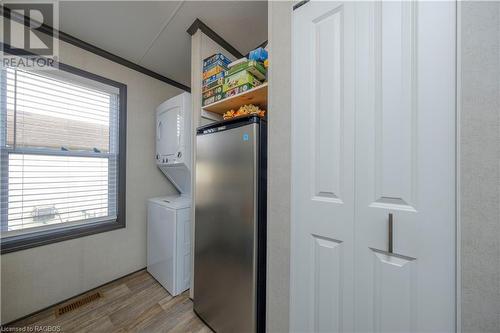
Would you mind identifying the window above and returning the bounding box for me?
[0,63,126,253]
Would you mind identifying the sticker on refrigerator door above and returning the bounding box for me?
[242,133,249,141]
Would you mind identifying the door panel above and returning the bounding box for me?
[372,1,418,212]
[371,249,417,333]
[312,5,343,202]
[291,2,355,332]
[292,1,455,332]
[312,236,343,333]
[355,2,455,331]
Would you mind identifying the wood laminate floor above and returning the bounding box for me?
[7,270,211,333]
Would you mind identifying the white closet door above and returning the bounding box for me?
[291,1,456,332]
[354,2,455,332]
[291,2,356,332]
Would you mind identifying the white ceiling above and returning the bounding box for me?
[59,1,268,88]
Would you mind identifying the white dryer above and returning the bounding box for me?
[155,92,191,195]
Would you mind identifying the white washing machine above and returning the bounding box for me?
[147,195,191,296]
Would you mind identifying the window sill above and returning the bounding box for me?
[0,218,125,254]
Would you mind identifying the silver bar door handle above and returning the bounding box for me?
[388,213,393,253]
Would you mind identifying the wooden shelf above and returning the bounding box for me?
[202,83,267,115]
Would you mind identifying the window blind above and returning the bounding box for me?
[1,68,120,235]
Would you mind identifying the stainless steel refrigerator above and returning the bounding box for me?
[194,115,266,333]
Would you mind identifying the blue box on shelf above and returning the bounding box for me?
[202,71,225,87]
[248,47,268,63]
[203,53,231,70]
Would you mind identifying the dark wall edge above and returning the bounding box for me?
[256,40,268,49]
[245,40,268,58]
[293,0,310,11]
[187,18,244,59]
[0,5,190,92]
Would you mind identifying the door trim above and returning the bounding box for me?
[455,1,462,331]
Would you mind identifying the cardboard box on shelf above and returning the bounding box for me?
[227,60,266,81]
[203,59,229,73]
[202,72,225,86]
[202,78,224,92]
[224,83,256,98]
[203,65,226,80]
[223,71,261,93]
[202,85,224,99]
[228,57,248,69]
[203,53,231,69]
[202,93,224,106]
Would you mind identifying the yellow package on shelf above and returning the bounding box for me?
[223,104,266,120]
[202,65,226,80]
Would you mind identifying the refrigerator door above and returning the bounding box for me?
[194,122,258,333]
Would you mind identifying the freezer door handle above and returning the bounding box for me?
[388,213,393,253]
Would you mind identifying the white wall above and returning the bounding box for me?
[1,27,183,324]
[266,1,293,332]
[460,2,500,331]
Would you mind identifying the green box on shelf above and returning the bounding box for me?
[202,85,224,99]
[202,78,224,92]
[227,60,266,80]
[223,71,261,93]
[202,93,224,106]
[224,83,256,98]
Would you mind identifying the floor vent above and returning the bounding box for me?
[56,292,102,316]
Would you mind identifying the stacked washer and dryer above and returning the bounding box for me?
[147,92,192,296]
